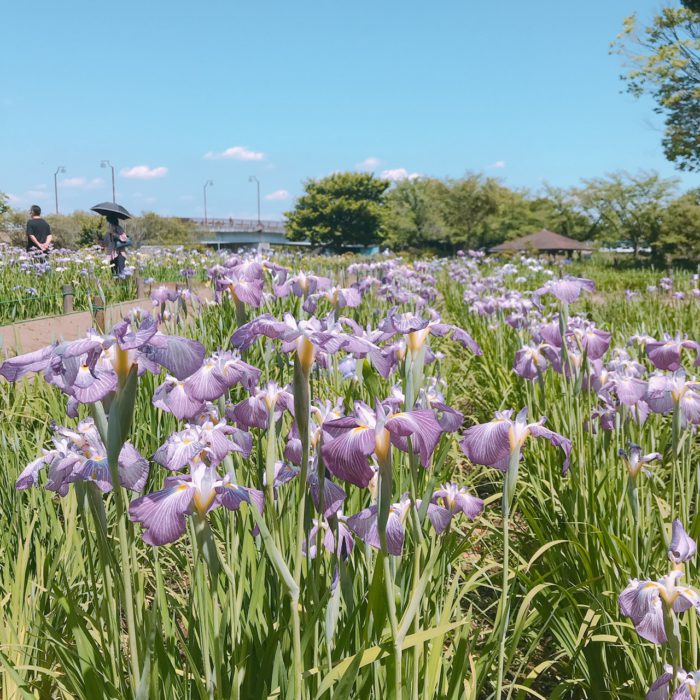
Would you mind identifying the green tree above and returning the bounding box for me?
[382,178,449,250]
[125,213,198,246]
[439,174,503,249]
[285,172,389,247]
[574,171,677,254]
[654,188,700,261]
[77,212,105,247]
[44,214,84,248]
[537,184,596,241]
[613,7,700,171]
[0,194,26,246]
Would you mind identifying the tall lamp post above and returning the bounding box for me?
[203,180,214,226]
[100,160,116,202]
[248,175,261,228]
[248,176,263,249]
[54,166,66,214]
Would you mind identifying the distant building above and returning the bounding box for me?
[491,229,593,255]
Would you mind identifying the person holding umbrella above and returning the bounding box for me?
[91,202,132,277]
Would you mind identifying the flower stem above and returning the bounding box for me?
[291,355,312,700]
[495,448,520,700]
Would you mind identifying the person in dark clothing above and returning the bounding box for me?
[26,205,52,255]
[104,214,128,276]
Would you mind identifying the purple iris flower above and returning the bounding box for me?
[646,371,700,426]
[302,286,363,314]
[153,375,206,420]
[569,323,612,360]
[112,311,205,380]
[215,270,264,308]
[0,344,56,381]
[514,343,561,380]
[184,351,261,402]
[460,407,571,474]
[284,399,343,464]
[303,516,354,560]
[346,494,412,555]
[669,519,697,565]
[618,570,700,645]
[231,312,376,374]
[306,465,347,518]
[335,317,400,377]
[154,405,252,470]
[17,418,148,495]
[261,460,300,491]
[338,355,358,380]
[646,666,700,700]
[645,334,700,371]
[2,312,206,409]
[274,271,332,299]
[377,308,481,357]
[151,285,179,305]
[321,400,447,487]
[618,443,662,479]
[535,275,595,304]
[597,368,648,407]
[430,482,484,528]
[535,320,563,348]
[415,379,464,432]
[228,381,295,429]
[129,456,263,546]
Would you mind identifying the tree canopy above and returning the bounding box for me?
[574,171,677,254]
[285,172,390,247]
[613,6,700,171]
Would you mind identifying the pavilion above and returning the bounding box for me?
[491,229,593,255]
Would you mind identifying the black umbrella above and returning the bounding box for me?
[91,201,133,220]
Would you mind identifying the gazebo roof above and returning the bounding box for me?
[491,229,593,252]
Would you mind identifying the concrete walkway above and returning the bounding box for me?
[0,283,213,356]
[0,298,155,355]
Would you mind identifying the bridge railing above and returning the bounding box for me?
[186,217,287,234]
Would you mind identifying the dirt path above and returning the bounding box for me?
[0,283,212,356]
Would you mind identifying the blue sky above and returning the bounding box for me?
[1,0,696,219]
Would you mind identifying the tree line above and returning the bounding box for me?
[284,170,700,261]
[2,166,699,262]
[0,199,199,250]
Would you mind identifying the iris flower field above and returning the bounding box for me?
[1,247,699,699]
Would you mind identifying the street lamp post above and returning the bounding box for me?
[248,175,263,249]
[100,160,116,202]
[248,175,261,227]
[203,180,214,226]
[54,166,66,214]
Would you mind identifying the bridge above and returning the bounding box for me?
[186,218,310,248]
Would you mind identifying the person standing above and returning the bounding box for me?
[26,205,52,257]
[104,214,128,276]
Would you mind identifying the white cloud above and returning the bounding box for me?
[204,146,265,161]
[121,165,168,179]
[6,193,22,204]
[490,160,506,169]
[380,168,420,182]
[357,156,381,170]
[26,189,49,200]
[265,189,291,201]
[62,176,104,189]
